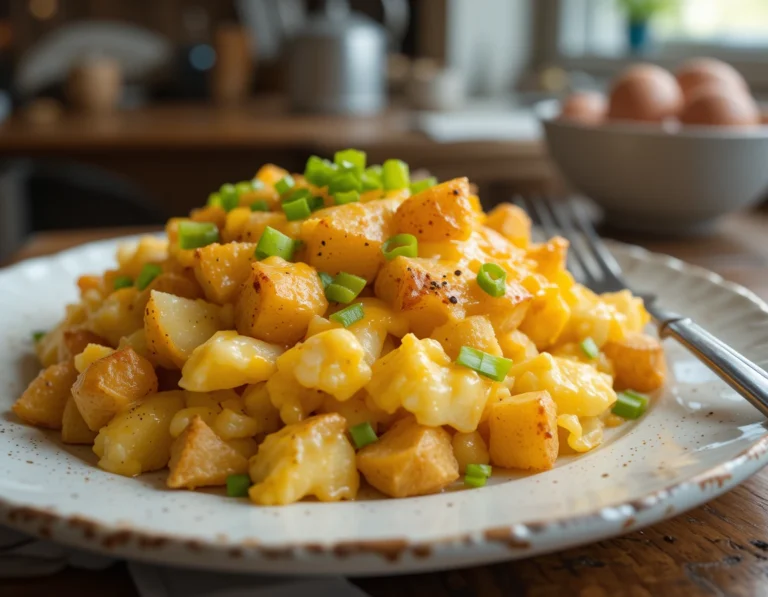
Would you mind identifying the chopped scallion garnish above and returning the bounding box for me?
[476,263,507,298]
[250,200,270,212]
[32,330,46,343]
[334,272,366,295]
[304,156,337,187]
[328,172,362,195]
[334,190,360,205]
[455,346,513,382]
[334,149,366,173]
[136,264,163,291]
[349,421,378,449]
[113,275,133,291]
[381,233,418,260]
[286,188,312,203]
[178,221,219,250]
[226,474,251,498]
[255,226,296,261]
[464,474,487,488]
[282,197,312,221]
[308,195,325,211]
[465,463,492,478]
[318,272,334,289]
[580,337,599,360]
[382,159,410,190]
[330,302,364,328]
[612,390,649,420]
[409,177,437,195]
[325,284,357,304]
[275,175,295,196]
[218,183,240,212]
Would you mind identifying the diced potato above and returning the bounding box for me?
[601,290,650,335]
[248,413,359,505]
[138,272,204,302]
[169,406,220,438]
[266,369,327,425]
[116,236,169,278]
[300,198,401,282]
[13,360,78,429]
[213,408,260,440]
[179,331,284,392]
[551,342,614,377]
[485,204,531,248]
[430,315,502,360]
[88,287,145,347]
[525,237,569,281]
[192,242,257,304]
[489,390,559,471]
[366,334,493,433]
[144,290,225,369]
[74,344,115,373]
[318,391,396,430]
[184,388,239,409]
[393,178,477,242]
[61,395,98,444]
[603,332,666,392]
[117,329,150,360]
[58,328,110,362]
[557,285,629,348]
[274,329,371,401]
[235,256,328,345]
[166,218,198,268]
[452,430,490,473]
[190,205,227,229]
[72,348,159,431]
[518,287,571,350]
[227,437,260,459]
[242,383,282,435]
[356,418,459,498]
[167,416,249,489]
[36,304,89,367]
[466,274,532,335]
[498,329,538,363]
[557,414,604,453]
[509,353,616,417]
[94,391,185,477]
[255,163,290,187]
[234,211,296,244]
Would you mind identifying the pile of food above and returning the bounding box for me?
[12,151,666,505]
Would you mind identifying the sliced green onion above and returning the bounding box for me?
[476,263,507,298]
[334,190,360,205]
[308,195,325,211]
[113,275,133,291]
[235,181,253,196]
[275,175,295,196]
[282,197,312,221]
[382,159,410,190]
[304,156,337,187]
[207,192,222,208]
[178,221,220,250]
[32,330,46,343]
[464,474,487,488]
[465,463,492,478]
[318,272,334,289]
[361,170,383,191]
[325,283,357,304]
[580,337,599,360]
[330,302,364,328]
[226,474,251,498]
[218,183,239,212]
[349,421,378,449]
[455,346,513,382]
[612,390,650,420]
[334,149,366,173]
[250,200,269,212]
[255,226,296,261]
[136,264,163,291]
[328,172,362,195]
[250,178,266,191]
[381,233,418,260]
[286,188,312,203]
[334,272,367,295]
[409,177,437,195]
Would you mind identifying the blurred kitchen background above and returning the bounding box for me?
[1,0,767,260]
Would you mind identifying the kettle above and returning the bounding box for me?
[287,0,408,115]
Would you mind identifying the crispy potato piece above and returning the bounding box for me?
[498,329,538,363]
[452,430,490,473]
[300,198,401,282]
[356,418,459,498]
[255,163,290,187]
[61,396,98,444]
[167,416,249,489]
[190,205,227,229]
[58,328,110,362]
[94,391,185,477]
[484,204,531,248]
[518,287,571,350]
[115,236,169,279]
[235,256,328,345]
[169,406,220,438]
[248,413,359,505]
[489,390,559,471]
[144,290,225,369]
[603,332,666,392]
[13,360,78,429]
[72,347,158,431]
[36,304,89,367]
[88,287,145,347]
[430,315,502,360]
[393,178,477,242]
[74,344,115,373]
[525,237,569,281]
[192,242,257,304]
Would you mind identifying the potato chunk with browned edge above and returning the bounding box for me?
[485,203,531,248]
[94,390,184,477]
[430,315,502,360]
[393,178,476,242]
[192,242,257,304]
[356,418,459,498]
[248,413,359,505]
[235,256,328,345]
[72,347,158,431]
[604,332,666,392]
[489,391,559,471]
[167,416,249,489]
[13,360,78,429]
[61,396,98,444]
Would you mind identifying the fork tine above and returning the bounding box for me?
[540,197,596,284]
[521,196,559,241]
[569,202,626,284]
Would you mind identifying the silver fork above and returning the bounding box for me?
[518,196,768,418]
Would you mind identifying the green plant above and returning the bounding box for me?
[616,0,674,23]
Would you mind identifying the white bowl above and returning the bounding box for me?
[538,100,768,234]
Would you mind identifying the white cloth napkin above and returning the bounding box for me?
[0,526,370,597]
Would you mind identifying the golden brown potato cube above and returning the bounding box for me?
[300,198,401,282]
[72,347,158,431]
[603,332,666,392]
[13,360,78,429]
[451,430,490,473]
[374,257,468,337]
[61,396,97,444]
[485,204,532,248]
[518,287,571,350]
[139,272,204,302]
[465,275,533,335]
[430,315,502,360]
[88,287,145,347]
[525,237,569,281]
[489,390,559,471]
[498,329,538,363]
[235,256,328,345]
[192,242,257,304]
[36,304,89,366]
[190,205,227,229]
[58,328,110,362]
[356,418,459,498]
[393,177,477,242]
[255,163,290,187]
[239,211,290,243]
[166,218,197,268]
[167,416,249,489]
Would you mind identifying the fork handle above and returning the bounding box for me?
[660,317,768,418]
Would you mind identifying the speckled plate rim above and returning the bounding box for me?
[1,236,767,576]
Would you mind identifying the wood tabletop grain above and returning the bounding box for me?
[3,211,768,597]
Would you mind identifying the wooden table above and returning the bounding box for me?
[4,211,768,597]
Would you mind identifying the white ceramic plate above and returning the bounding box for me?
[1,236,768,576]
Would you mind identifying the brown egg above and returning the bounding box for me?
[607,64,683,123]
[679,84,760,127]
[559,91,607,125]
[675,58,748,102]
